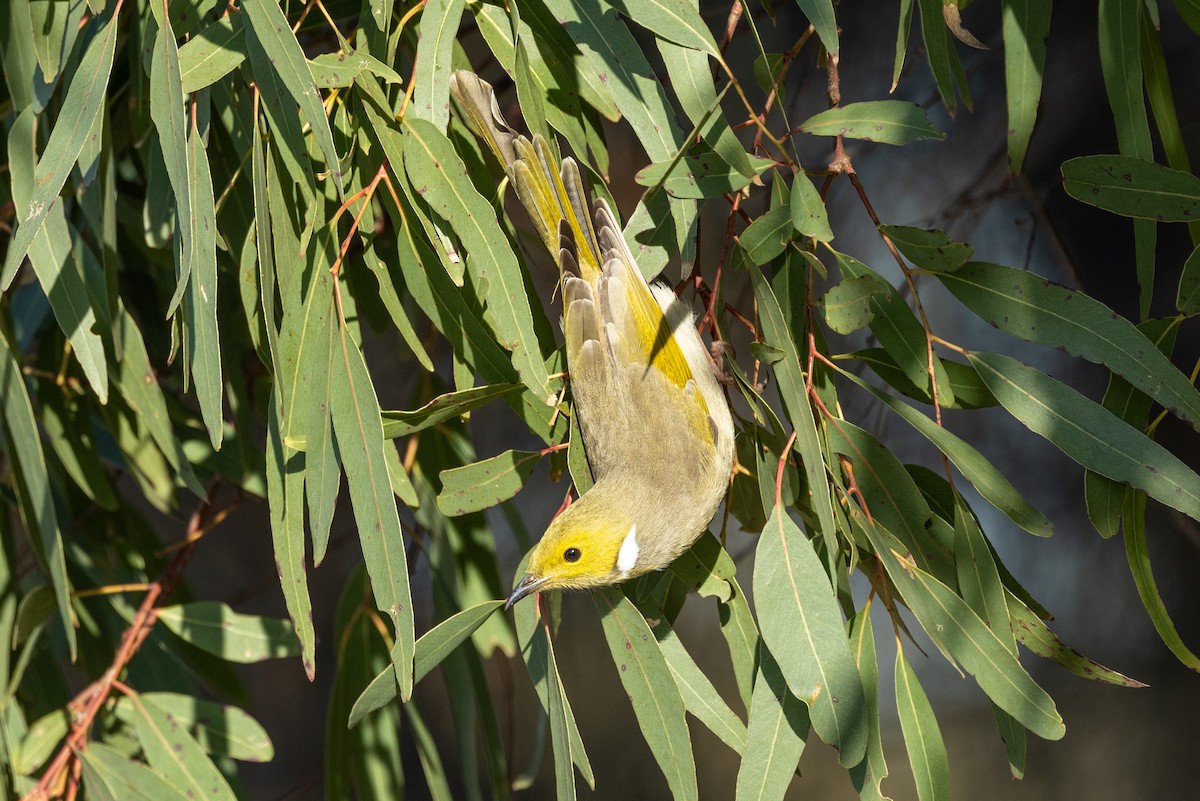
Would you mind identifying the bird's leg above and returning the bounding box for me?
[707,340,736,386]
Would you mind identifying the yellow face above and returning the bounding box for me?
[506,498,634,607]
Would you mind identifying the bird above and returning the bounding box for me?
[448,72,735,608]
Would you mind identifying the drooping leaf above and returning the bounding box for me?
[1001,0,1052,173]
[968,350,1200,522]
[595,588,697,801]
[1006,591,1149,686]
[1123,491,1200,669]
[836,368,1053,537]
[79,743,190,801]
[156,602,301,663]
[2,9,118,288]
[636,148,774,199]
[822,274,893,334]
[402,117,552,403]
[349,600,506,726]
[137,693,273,762]
[436,449,543,516]
[847,607,889,801]
[734,649,810,801]
[755,506,868,767]
[412,0,466,131]
[121,694,237,801]
[848,512,1065,740]
[1061,154,1200,222]
[607,0,721,56]
[940,261,1200,432]
[791,172,834,242]
[178,13,245,93]
[0,332,74,657]
[329,315,416,700]
[895,649,950,801]
[879,224,973,272]
[797,101,945,145]
[241,0,342,195]
[794,0,839,55]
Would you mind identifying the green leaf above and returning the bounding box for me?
[739,206,793,266]
[542,0,686,164]
[1001,0,1051,173]
[836,368,1053,537]
[1099,0,1152,159]
[895,649,950,801]
[515,567,594,794]
[643,599,747,755]
[968,350,1200,522]
[178,13,245,93]
[186,103,223,449]
[265,391,316,679]
[659,38,757,179]
[1179,242,1200,315]
[156,602,301,663]
[13,709,69,776]
[791,172,834,242]
[2,10,118,288]
[242,0,342,195]
[402,117,552,403]
[40,384,118,510]
[1123,491,1200,669]
[635,148,774,199]
[795,0,839,54]
[7,108,108,401]
[1084,317,1179,538]
[149,8,193,319]
[754,505,868,767]
[847,607,889,801]
[1061,154,1200,221]
[940,261,1200,432]
[0,333,74,658]
[412,0,466,131]
[892,0,914,92]
[734,649,810,801]
[122,694,237,801]
[348,600,506,727]
[79,743,190,801]
[822,274,893,334]
[848,348,997,410]
[915,0,958,114]
[308,50,404,88]
[1006,591,1148,686]
[798,101,945,145]
[330,317,416,700]
[12,584,55,647]
[595,587,697,801]
[608,0,721,57]
[136,693,273,762]
[834,250,954,407]
[879,224,973,272]
[850,513,1065,739]
[436,449,543,516]
[748,264,840,570]
[113,307,206,497]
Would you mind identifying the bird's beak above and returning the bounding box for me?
[506,573,547,609]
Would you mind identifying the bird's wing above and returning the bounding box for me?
[450,69,715,447]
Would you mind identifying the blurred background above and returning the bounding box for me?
[164,0,1200,798]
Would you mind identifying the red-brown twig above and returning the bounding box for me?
[23,485,225,801]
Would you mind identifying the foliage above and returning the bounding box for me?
[0,0,1197,799]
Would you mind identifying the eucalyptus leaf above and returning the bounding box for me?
[798,101,945,145]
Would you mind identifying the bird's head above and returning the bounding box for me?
[506,490,641,608]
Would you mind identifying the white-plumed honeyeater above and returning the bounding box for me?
[448,72,735,607]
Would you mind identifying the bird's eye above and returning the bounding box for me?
[563,547,582,563]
